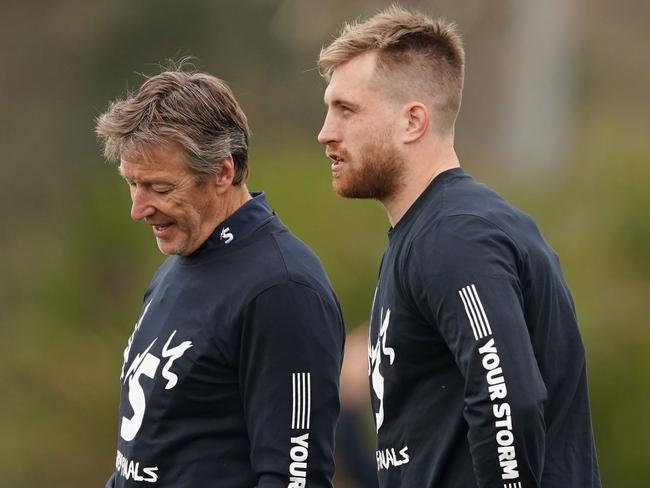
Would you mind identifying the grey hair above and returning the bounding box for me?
[96,64,250,184]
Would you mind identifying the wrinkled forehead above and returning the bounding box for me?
[121,139,185,163]
[119,141,189,173]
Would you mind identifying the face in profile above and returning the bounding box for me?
[119,144,221,256]
[318,52,405,201]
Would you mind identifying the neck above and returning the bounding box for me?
[381,144,459,227]
[210,183,252,229]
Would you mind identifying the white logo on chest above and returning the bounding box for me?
[368,306,395,432]
[119,303,194,442]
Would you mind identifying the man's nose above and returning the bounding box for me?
[318,112,339,145]
[130,187,156,221]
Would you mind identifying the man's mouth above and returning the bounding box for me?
[327,152,346,171]
[151,222,175,237]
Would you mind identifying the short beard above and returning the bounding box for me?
[333,138,404,201]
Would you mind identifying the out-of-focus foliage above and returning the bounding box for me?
[1,1,648,487]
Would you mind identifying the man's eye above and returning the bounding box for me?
[152,186,172,194]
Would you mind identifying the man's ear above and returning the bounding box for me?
[402,102,429,144]
[213,154,235,194]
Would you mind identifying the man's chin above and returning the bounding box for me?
[156,238,186,256]
[333,179,354,198]
[332,179,374,200]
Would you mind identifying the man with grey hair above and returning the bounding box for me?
[96,66,344,487]
[318,5,600,488]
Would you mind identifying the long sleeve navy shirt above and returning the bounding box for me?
[106,193,345,488]
[368,168,600,487]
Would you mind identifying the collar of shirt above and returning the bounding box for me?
[388,167,466,240]
[184,191,275,260]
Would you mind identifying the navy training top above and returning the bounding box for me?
[368,168,601,487]
[106,193,345,488]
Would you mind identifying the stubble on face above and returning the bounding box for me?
[333,132,405,201]
[120,143,223,257]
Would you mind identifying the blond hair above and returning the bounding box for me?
[96,64,250,184]
[319,5,465,131]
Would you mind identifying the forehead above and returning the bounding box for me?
[119,143,188,177]
[324,51,380,103]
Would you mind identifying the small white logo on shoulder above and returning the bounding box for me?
[220,227,234,244]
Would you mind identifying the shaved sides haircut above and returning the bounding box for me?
[319,5,465,133]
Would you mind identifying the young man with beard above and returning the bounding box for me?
[317,6,601,488]
[96,66,344,487]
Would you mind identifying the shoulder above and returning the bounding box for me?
[242,275,344,339]
[406,173,538,270]
[265,223,337,300]
[410,214,519,268]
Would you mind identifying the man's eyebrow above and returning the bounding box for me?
[117,166,135,182]
[326,98,358,110]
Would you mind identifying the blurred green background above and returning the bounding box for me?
[1,0,648,486]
